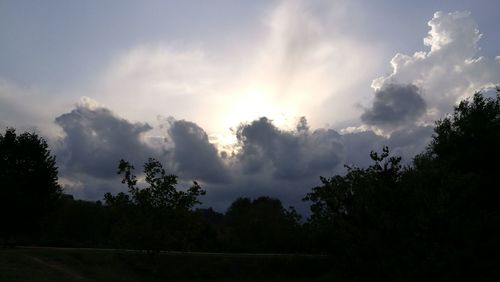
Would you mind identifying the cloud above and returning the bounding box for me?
[234,117,343,179]
[371,11,500,123]
[81,0,380,136]
[232,0,380,129]
[93,44,231,134]
[199,116,346,213]
[18,8,499,214]
[55,98,156,179]
[53,102,230,196]
[167,118,229,183]
[361,83,426,128]
[52,108,349,212]
[51,101,434,214]
[204,117,432,213]
[357,10,499,153]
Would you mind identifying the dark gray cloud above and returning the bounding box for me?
[53,105,433,214]
[168,119,229,183]
[235,117,343,180]
[361,84,427,127]
[55,104,156,179]
[54,107,230,199]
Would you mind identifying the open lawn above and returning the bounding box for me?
[0,247,332,281]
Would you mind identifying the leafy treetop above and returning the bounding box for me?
[105,158,205,211]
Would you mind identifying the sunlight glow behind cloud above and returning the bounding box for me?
[85,0,379,139]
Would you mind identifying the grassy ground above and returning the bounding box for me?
[0,248,333,281]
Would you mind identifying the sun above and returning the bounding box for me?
[207,83,304,152]
[222,85,297,130]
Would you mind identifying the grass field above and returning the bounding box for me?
[0,247,333,281]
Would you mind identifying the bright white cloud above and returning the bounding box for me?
[371,11,500,125]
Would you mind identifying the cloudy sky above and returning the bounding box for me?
[1,0,499,212]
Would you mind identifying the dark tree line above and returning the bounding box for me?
[304,92,500,280]
[1,91,499,280]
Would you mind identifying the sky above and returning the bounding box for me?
[1,0,499,213]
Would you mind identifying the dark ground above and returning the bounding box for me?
[0,247,333,281]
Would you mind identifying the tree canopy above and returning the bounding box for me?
[304,91,500,280]
[105,158,205,210]
[222,196,301,252]
[103,158,206,251]
[0,128,61,245]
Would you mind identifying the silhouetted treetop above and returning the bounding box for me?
[223,196,302,252]
[303,90,500,280]
[429,91,500,174]
[105,158,205,211]
[0,128,61,245]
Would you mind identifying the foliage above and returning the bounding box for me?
[109,158,205,210]
[431,92,500,173]
[0,128,61,245]
[305,147,402,222]
[103,158,205,251]
[304,91,500,280]
[40,196,110,247]
[222,196,302,252]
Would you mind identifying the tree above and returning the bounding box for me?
[430,92,500,176]
[413,91,500,280]
[105,158,205,210]
[222,196,302,252]
[303,91,500,280]
[0,128,61,246]
[104,158,206,250]
[303,147,411,270]
[40,196,111,248]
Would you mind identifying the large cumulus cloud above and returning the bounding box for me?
[54,102,231,197]
[55,98,156,179]
[167,118,229,183]
[358,10,499,156]
[234,117,343,179]
[371,11,500,124]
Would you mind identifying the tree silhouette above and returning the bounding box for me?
[223,196,302,252]
[411,91,500,280]
[304,146,411,276]
[431,92,500,175]
[303,90,500,280]
[0,128,61,246]
[40,196,110,247]
[104,158,205,251]
[105,158,205,210]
